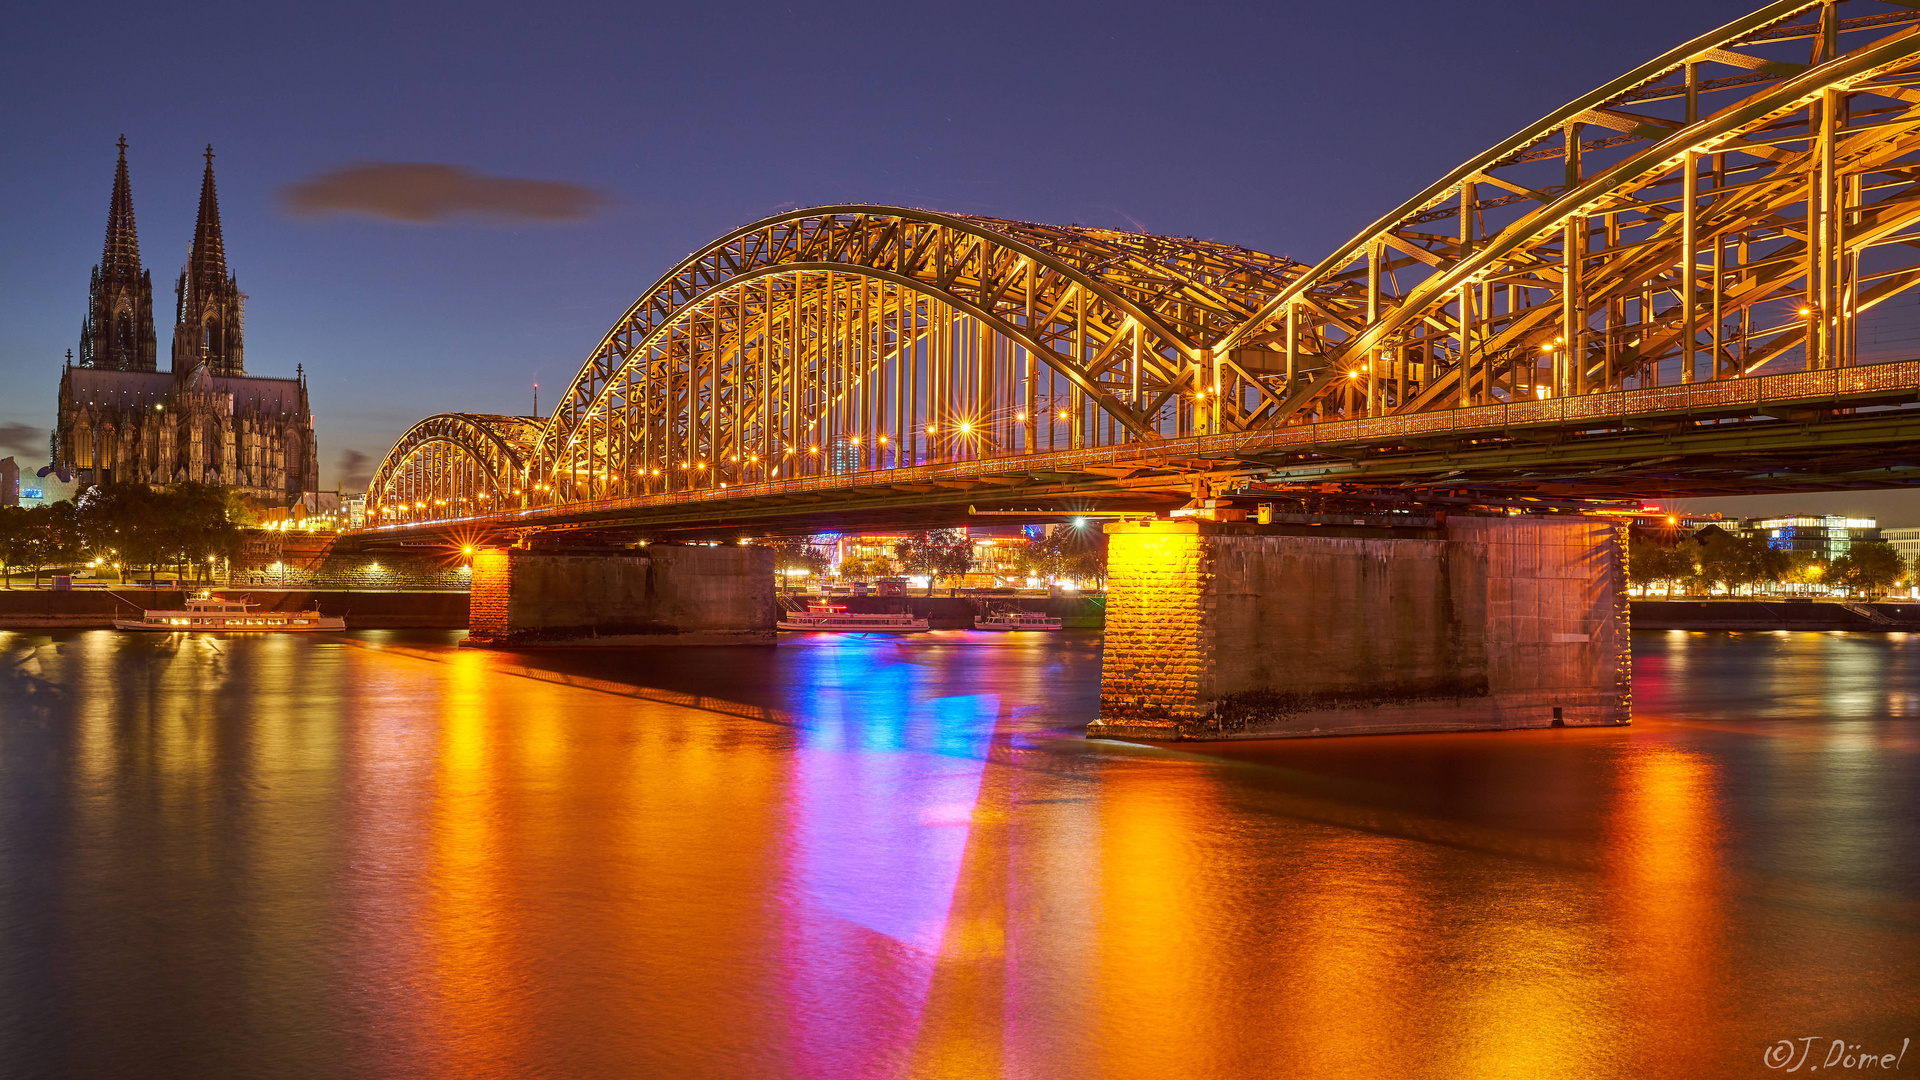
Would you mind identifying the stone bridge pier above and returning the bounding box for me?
[1090,515,1631,741]
[466,544,776,647]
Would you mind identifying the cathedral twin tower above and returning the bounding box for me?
[58,138,318,501]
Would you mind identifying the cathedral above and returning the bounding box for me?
[56,139,318,502]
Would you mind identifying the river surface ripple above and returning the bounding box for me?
[0,628,1916,1079]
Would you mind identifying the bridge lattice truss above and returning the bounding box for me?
[371,0,1920,527]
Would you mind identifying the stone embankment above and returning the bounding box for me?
[779,595,1107,629]
[1631,599,1920,631]
[0,589,469,629]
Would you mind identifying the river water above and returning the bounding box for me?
[0,628,1915,1079]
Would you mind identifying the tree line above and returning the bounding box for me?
[0,483,249,587]
[1630,528,1907,599]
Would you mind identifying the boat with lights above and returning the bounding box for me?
[777,601,929,633]
[974,608,1063,632]
[114,595,345,632]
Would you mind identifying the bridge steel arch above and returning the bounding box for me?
[1225,0,1920,426]
[363,0,1920,533]
[532,208,1305,504]
[368,413,542,526]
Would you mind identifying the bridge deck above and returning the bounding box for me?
[352,359,1920,543]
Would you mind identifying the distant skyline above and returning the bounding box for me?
[5,0,1918,523]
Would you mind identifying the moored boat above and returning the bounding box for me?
[974,608,1063,631]
[777,601,929,633]
[114,595,345,632]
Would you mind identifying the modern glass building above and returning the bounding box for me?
[1740,516,1880,560]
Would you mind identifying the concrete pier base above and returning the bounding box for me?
[1089,515,1630,741]
[466,545,776,647]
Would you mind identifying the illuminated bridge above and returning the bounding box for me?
[365,0,1920,544]
[352,0,1920,738]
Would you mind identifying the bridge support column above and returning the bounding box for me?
[1090,515,1630,741]
[466,545,776,647]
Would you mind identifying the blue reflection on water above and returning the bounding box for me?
[786,637,1001,953]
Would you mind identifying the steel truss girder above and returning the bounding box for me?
[1225,0,1920,428]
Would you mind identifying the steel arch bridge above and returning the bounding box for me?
[368,0,1920,537]
[369,414,542,523]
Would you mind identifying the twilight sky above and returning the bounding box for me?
[3,0,1913,523]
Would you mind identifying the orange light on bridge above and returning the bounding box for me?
[957,421,972,434]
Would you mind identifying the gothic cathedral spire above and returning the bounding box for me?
[173,144,245,378]
[79,136,158,372]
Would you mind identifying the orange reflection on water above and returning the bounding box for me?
[423,650,523,1076]
[1089,759,1229,1080]
[1606,741,1726,1065]
[24,626,1920,1080]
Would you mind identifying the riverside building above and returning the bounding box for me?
[1738,515,1880,559]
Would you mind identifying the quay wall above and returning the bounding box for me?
[780,595,1107,629]
[0,589,468,629]
[231,531,470,590]
[1632,599,1920,631]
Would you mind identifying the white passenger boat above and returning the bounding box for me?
[974,608,1063,631]
[777,601,929,633]
[114,595,345,632]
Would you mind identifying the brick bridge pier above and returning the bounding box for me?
[1089,515,1631,741]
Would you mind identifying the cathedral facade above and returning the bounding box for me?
[56,140,319,503]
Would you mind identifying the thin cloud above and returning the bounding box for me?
[0,423,45,461]
[336,449,373,491]
[284,163,606,223]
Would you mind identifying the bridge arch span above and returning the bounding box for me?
[367,413,542,526]
[534,207,1306,502]
[1227,0,1920,425]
